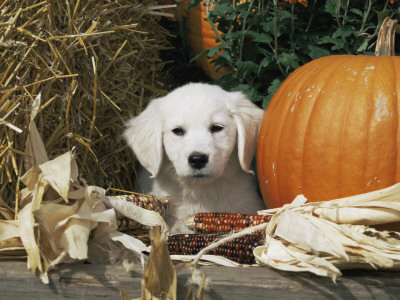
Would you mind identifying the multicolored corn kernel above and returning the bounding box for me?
[186,212,272,234]
[167,233,264,264]
[111,194,169,231]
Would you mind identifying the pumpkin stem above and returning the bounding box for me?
[375,17,399,56]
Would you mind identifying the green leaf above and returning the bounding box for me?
[259,55,274,69]
[317,36,334,44]
[317,36,345,51]
[207,46,221,58]
[246,31,273,44]
[213,73,240,91]
[224,31,242,41]
[332,25,355,39]
[214,3,235,17]
[280,52,300,71]
[190,49,209,63]
[261,21,274,34]
[356,38,369,53]
[331,39,345,51]
[324,0,340,18]
[228,13,237,21]
[237,60,258,78]
[276,9,293,21]
[307,45,330,60]
[264,78,283,109]
[218,50,231,60]
[349,8,363,17]
[239,10,250,19]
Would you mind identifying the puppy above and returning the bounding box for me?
[124,83,266,233]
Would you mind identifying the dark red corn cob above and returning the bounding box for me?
[186,212,272,233]
[167,233,264,264]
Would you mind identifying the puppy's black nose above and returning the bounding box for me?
[188,153,208,169]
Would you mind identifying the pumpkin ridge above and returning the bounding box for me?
[363,57,382,194]
[379,57,399,187]
[367,57,398,191]
[257,73,295,206]
[337,56,358,198]
[291,56,347,205]
[301,56,354,202]
[359,56,378,195]
[257,59,315,207]
[269,55,344,206]
[393,56,400,183]
[277,57,339,205]
[338,56,376,198]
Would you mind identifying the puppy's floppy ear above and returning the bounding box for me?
[123,99,163,177]
[228,91,264,174]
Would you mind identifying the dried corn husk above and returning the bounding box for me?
[0,220,25,259]
[0,147,170,283]
[176,187,400,281]
[142,227,177,300]
[0,112,173,284]
[251,189,400,281]
[263,184,400,226]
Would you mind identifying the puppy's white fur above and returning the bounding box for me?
[124,83,265,233]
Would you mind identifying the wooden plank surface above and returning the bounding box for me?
[1,260,400,299]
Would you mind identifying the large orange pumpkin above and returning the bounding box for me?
[257,18,400,208]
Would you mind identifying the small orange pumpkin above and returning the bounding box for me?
[185,1,231,79]
[162,0,232,79]
[257,18,400,208]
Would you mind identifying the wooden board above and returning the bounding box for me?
[1,260,400,299]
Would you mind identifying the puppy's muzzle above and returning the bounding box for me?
[188,152,208,169]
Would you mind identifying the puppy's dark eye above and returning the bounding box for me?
[172,127,185,136]
[210,124,224,133]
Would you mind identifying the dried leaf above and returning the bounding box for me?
[25,121,49,170]
[18,202,43,277]
[254,239,342,280]
[39,151,76,202]
[59,217,91,260]
[273,210,348,260]
[0,220,20,241]
[20,165,40,191]
[142,227,176,300]
[252,188,400,280]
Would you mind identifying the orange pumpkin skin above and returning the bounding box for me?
[185,2,231,79]
[257,55,400,208]
[162,1,238,78]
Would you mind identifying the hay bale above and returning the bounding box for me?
[0,0,173,210]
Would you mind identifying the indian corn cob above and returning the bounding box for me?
[185,212,272,233]
[110,194,169,231]
[167,233,263,264]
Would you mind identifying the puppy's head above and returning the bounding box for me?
[123,83,264,183]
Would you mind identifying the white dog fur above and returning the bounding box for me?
[124,83,266,233]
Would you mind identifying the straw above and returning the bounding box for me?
[0,0,174,208]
